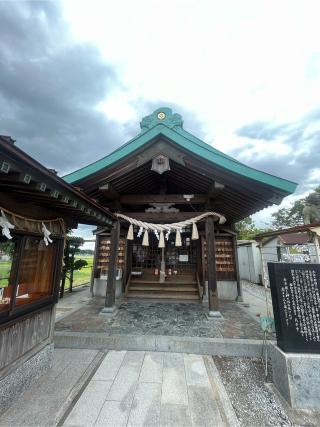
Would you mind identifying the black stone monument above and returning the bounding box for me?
[268,262,320,353]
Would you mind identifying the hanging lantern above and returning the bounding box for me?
[158,231,165,248]
[142,230,149,246]
[175,229,182,247]
[127,224,134,240]
[191,222,199,240]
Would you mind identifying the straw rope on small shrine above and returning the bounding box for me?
[115,211,226,248]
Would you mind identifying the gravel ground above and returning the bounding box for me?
[213,356,320,427]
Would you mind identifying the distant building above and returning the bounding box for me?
[256,224,320,286]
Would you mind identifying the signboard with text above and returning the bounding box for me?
[268,262,320,353]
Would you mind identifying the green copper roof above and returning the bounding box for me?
[63,107,297,194]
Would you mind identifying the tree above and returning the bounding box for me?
[59,236,87,298]
[271,199,305,229]
[235,217,267,240]
[270,186,320,229]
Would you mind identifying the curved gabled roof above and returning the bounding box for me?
[63,107,297,195]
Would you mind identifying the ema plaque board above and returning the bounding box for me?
[268,263,320,353]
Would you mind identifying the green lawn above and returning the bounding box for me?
[0,261,11,287]
[64,255,94,289]
[0,255,95,290]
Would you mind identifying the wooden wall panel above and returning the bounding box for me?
[0,308,53,372]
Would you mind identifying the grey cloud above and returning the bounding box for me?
[236,121,291,141]
[0,1,131,175]
[232,112,320,195]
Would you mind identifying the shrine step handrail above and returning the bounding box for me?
[125,273,132,296]
[196,273,203,301]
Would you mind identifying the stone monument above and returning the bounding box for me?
[268,262,320,410]
[303,192,320,224]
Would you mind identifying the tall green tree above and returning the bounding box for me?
[271,199,305,229]
[271,186,320,229]
[60,236,87,298]
[235,217,267,240]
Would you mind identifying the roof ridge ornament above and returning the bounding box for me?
[140,107,183,131]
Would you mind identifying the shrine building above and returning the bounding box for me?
[64,108,297,312]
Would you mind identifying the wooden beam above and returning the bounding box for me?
[99,182,119,201]
[120,212,210,222]
[205,216,219,310]
[120,194,206,205]
[105,221,120,308]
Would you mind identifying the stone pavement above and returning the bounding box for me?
[55,298,264,340]
[63,350,237,427]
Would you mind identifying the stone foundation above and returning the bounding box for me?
[0,343,54,414]
[217,281,238,300]
[269,342,320,410]
[93,278,123,298]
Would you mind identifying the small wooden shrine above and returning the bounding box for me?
[64,107,297,311]
[0,135,114,413]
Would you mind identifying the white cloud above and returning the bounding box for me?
[60,0,320,225]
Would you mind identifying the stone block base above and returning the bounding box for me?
[93,278,123,298]
[0,343,54,414]
[269,342,320,410]
[217,281,238,300]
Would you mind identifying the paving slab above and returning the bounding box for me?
[188,385,224,427]
[161,353,188,406]
[92,350,126,381]
[184,354,211,387]
[160,403,192,427]
[127,382,161,427]
[139,352,163,383]
[106,351,145,404]
[0,349,102,427]
[94,400,131,427]
[64,380,112,427]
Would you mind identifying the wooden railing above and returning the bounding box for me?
[196,273,203,301]
[124,273,131,296]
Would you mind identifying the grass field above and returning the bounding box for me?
[0,261,11,287]
[0,255,94,289]
[64,255,93,289]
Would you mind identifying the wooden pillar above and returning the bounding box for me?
[124,239,133,290]
[205,216,219,311]
[196,238,203,284]
[105,221,120,308]
[90,235,100,296]
[232,234,243,302]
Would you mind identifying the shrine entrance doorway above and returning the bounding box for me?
[128,231,200,300]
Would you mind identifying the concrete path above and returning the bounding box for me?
[63,350,237,427]
[240,281,274,322]
[55,285,92,322]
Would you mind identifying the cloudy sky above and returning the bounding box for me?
[1,0,320,243]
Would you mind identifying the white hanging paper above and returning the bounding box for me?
[42,222,53,246]
[0,210,15,239]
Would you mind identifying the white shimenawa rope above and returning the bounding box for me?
[115,211,226,232]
